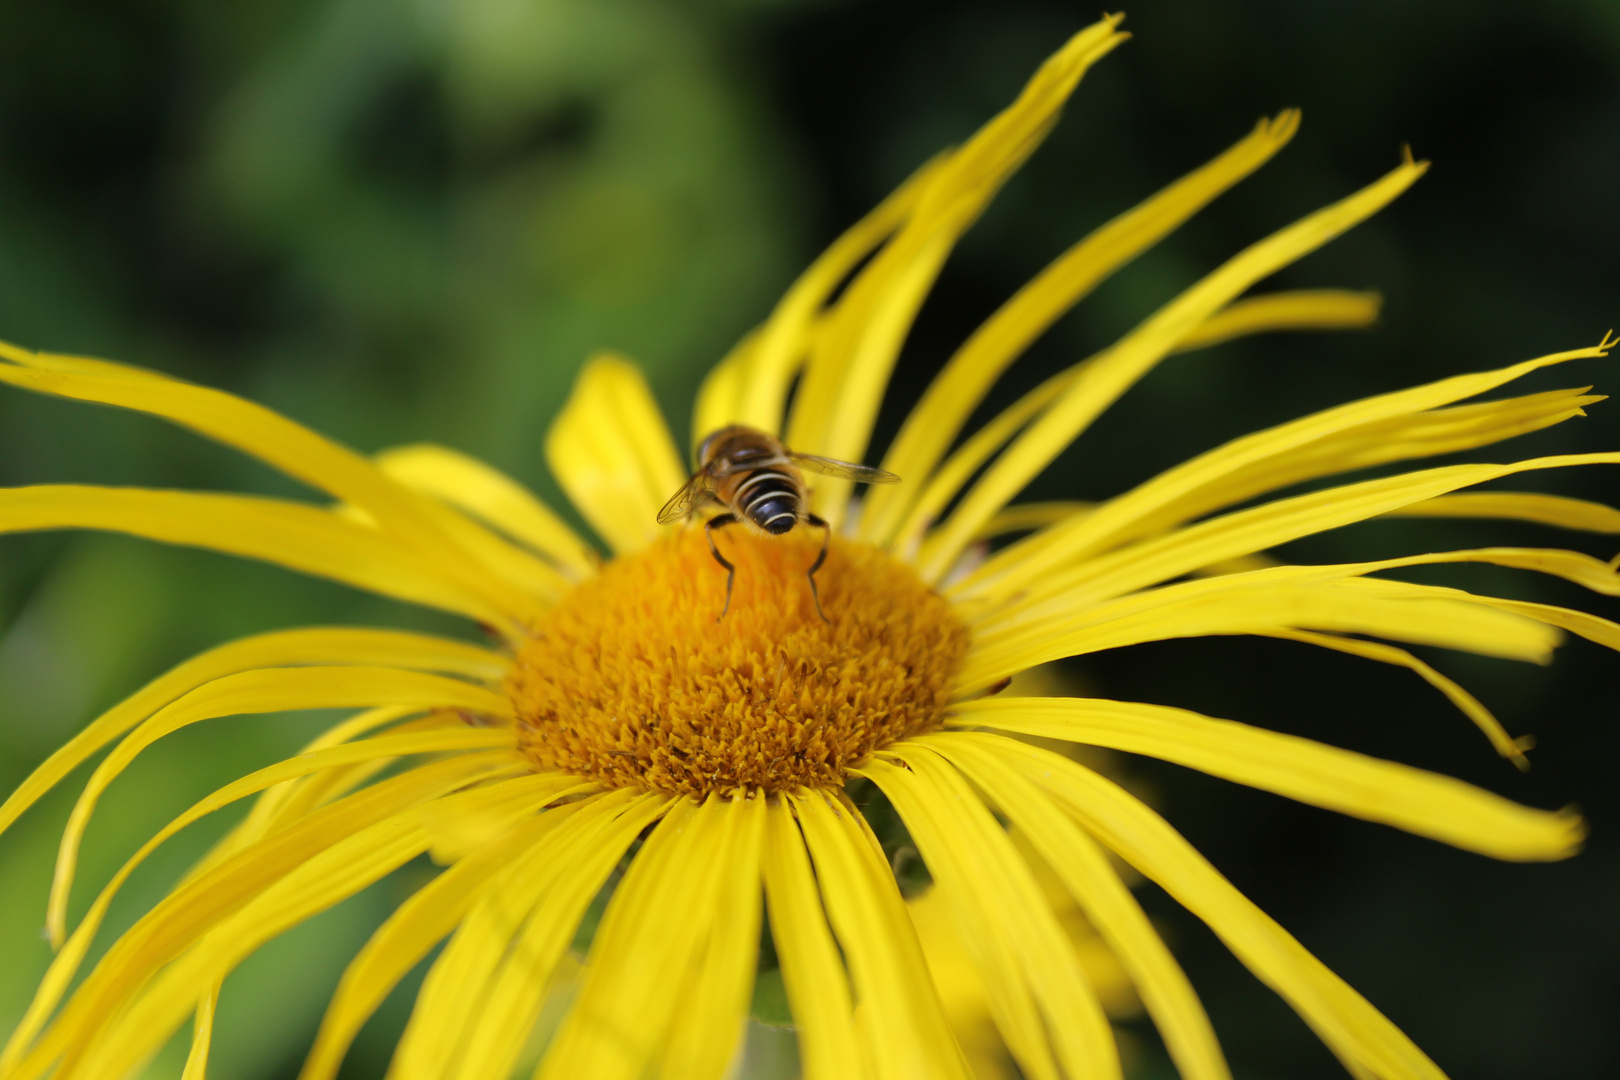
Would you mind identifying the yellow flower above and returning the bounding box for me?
[0,14,1613,1080]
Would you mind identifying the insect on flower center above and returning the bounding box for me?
[507,527,970,797]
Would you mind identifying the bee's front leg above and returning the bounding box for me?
[705,512,739,621]
[804,514,832,623]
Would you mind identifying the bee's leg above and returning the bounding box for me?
[805,514,832,623]
[705,513,739,621]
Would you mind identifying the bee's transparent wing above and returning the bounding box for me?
[790,453,900,484]
[656,473,717,524]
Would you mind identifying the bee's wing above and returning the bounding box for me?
[656,473,718,524]
[790,453,900,484]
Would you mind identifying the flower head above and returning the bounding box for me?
[1,14,1613,1080]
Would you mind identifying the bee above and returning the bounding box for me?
[657,424,899,621]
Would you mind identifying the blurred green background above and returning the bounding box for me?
[1,0,1617,1077]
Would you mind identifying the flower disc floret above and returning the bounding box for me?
[507,527,971,796]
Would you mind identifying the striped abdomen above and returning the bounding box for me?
[731,468,803,535]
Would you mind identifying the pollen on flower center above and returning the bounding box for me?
[507,526,970,797]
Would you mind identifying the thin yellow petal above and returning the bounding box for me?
[790,790,972,1080]
[1172,289,1381,351]
[537,795,743,1080]
[864,112,1302,544]
[788,19,1129,528]
[693,334,756,448]
[1390,491,1620,532]
[658,793,767,1080]
[962,384,1598,595]
[951,734,1447,1080]
[923,732,1229,1080]
[343,483,573,608]
[375,443,596,577]
[976,501,1095,541]
[883,287,1377,554]
[545,352,686,555]
[945,699,1583,861]
[1258,628,1528,767]
[915,154,1431,581]
[391,794,613,1080]
[216,706,429,856]
[180,980,221,1080]
[61,775,564,1080]
[0,345,523,614]
[724,151,946,436]
[401,791,667,1080]
[7,727,517,1075]
[0,485,524,628]
[859,752,1121,1080]
[761,799,869,1080]
[299,787,587,1080]
[0,626,503,845]
[889,365,1078,557]
[973,452,1620,617]
[47,666,514,947]
[960,569,1563,694]
[6,754,517,1080]
[960,344,1610,599]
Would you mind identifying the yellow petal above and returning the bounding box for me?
[961,344,1610,599]
[406,791,668,1080]
[1172,289,1381,351]
[7,726,517,1076]
[961,567,1564,694]
[921,732,1229,1080]
[392,793,612,1079]
[915,153,1431,582]
[946,700,1583,861]
[975,501,1095,541]
[964,383,1598,596]
[375,443,597,577]
[0,626,503,847]
[859,752,1121,1080]
[545,352,686,555]
[864,112,1302,545]
[889,365,1078,556]
[299,785,594,1080]
[1258,628,1527,767]
[761,799,869,1080]
[0,485,527,629]
[721,151,946,437]
[692,334,756,450]
[537,795,743,1080]
[180,980,222,1080]
[790,789,972,1080]
[0,344,520,612]
[882,287,1379,554]
[1390,491,1620,532]
[658,793,767,1080]
[59,774,563,1080]
[6,753,518,1080]
[218,706,429,857]
[788,18,1128,528]
[970,452,1620,618]
[949,734,1448,1080]
[48,666,514,949]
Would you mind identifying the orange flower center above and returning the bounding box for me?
[507,527,970,797]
